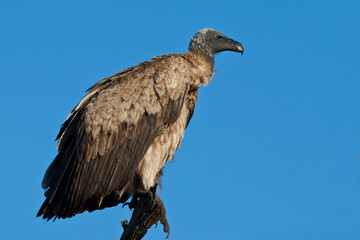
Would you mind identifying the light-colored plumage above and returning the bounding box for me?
[38,28,243,220]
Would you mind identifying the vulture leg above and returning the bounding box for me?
[123,184,158,210]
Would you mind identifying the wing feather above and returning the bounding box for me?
[185,89,198,128]
[38,54,191,220]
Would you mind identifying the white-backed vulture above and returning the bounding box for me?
[37,28,244,220]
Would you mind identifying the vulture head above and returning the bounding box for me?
[189,28,244,55]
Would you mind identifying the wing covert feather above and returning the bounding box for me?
[38,54,191,219]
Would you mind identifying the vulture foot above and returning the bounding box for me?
[122,184,158,210]
[154,194,170,238]
[120,184,170,239]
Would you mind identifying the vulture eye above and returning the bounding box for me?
[217,35,223,39]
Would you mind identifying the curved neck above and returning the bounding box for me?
[188,46,215,70]
[188,32,215,64]
[184,50,215,90]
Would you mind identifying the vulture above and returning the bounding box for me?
[37,28,244,221]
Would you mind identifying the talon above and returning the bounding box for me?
[154,194,170,238]
[162,219,170,239]
[122,196,140,210]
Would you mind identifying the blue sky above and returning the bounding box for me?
[1,0,359,239]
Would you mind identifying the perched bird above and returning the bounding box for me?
[38,28,243,220]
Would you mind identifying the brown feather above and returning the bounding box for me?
[38,51,214,220]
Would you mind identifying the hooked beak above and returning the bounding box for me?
[230,40,244,55]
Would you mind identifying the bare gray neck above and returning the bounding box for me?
[188,33,214,67]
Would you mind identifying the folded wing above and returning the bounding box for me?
[38,55,190,220]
